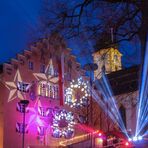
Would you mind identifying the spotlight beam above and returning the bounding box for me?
[136,39,148,136]
[92,79,129,138]
[95,74,128,130]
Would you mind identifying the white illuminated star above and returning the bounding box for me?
[33,58,59,83]
[5,70,25,102]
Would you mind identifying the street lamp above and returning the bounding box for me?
[19,100,29,148]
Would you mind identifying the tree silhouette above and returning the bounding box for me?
[40,0,148,63]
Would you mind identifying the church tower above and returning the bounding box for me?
[93,47,122,79]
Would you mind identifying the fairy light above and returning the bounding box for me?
[59,133,91,146]
[65,78,90,108]
[52,110,75,138]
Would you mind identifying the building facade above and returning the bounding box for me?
[0,35,141,148]
[0,35,102,148]
[92,48,139,144]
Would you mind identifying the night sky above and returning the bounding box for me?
[0,0,41,63]
[0,0,141,67]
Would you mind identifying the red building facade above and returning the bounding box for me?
[0,35,97,148]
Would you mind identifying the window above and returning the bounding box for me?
[38,107,52,117]
[54,85,59,99]
[19,58,25,65]
[38,82,59,99]
[40,64,45,73]
[28,61,33,70]
[16,122,28,133]
[17,81,29,92]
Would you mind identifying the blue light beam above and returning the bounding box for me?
[136,38,148,137]
[93,75,129,138]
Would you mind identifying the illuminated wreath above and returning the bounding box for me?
[52,110,75,138]
[65,78,90,108]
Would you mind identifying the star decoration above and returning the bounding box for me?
[33,58,59,83]
[27,97,51,131]
[5,70,25,102]
[27,97,44,126]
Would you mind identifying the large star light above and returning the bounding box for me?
[33,59,58,83]
[27,98,45,126]
[5,70,25,102]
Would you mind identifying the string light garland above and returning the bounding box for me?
[65,78,90,108]
[52,110,75,138]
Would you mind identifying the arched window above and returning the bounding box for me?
[119,105,126,128]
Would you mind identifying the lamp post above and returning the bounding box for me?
[19,100,29,148]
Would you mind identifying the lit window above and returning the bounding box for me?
[17,81,29,92]
[38,82,59,99]
[53,85,59,99]
[16,122,28,133]
[39,83,46,96]
[28,61,33,70]
[38,82,47,97]
[40,64,45,73]
[49,85,53,98]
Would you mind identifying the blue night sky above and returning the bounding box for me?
[0,0,41,63]
[0,0,141,67]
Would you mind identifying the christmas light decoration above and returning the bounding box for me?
[65,78,90,108]
[59,133,91,146]
[5,70,25,102]
[52,110,75,138]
